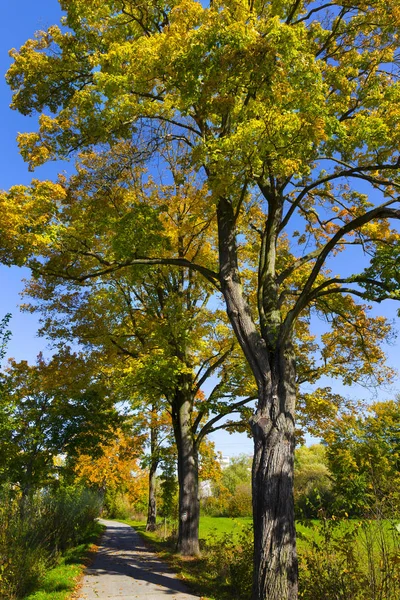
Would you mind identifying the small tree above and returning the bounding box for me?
[324,398,400,517]
[294,445,333,518]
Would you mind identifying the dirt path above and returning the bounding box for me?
[76,519,201,600]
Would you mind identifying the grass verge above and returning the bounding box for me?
[120,519,228,600]
[22,521,105,600]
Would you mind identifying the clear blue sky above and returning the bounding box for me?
[0,1,65,364]
[0,1,398,457]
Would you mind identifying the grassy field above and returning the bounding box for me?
[127,514,400,549]
[199,516,252,539]
[22,522,105,600]
[196,515,400,552]
[122,515,400,600]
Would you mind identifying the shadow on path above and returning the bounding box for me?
[77,519,200,599]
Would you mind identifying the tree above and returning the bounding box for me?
[0,351,122,495]
[144,402,170,531]
[16,143,256,555]
[221,454,252,495]
[294,444,333,517]
[73,426,148,514]
[5,1,400,597]
[29,259,254,553]
[219,454,253,517]
[324,398,400,517]
[0,314,11,364]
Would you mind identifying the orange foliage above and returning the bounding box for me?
[74,428,148,505]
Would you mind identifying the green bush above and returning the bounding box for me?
[0,484,102,599]
[227,484,252,518]
[298,516,400,600]
[200,494,231,517]
[104,491,132,520]
[201,525,253,599]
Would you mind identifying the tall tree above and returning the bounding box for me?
[4,1,400,597]
[17,144,256,555]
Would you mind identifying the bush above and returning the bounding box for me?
[201,525,253,599]
[200,494,231,517]
[227,484,252,518]
[201,485,252,518]
[0,484,102,599]
[104,491,132,520]
[298,516,400,600]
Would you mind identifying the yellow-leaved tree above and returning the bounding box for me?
[3,1,400,598]
[73,428,148,514]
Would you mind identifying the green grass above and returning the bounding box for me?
[22,521,105,600]
[199,516,252,539]
[118,515,400,600]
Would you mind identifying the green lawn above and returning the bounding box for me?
[199,516,252,539]
[197,515,399,552]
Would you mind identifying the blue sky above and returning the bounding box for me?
[0,1,399,457]
[0,1,64,363]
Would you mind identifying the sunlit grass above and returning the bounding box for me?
[119,515,400,600]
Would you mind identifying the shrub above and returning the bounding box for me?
[200,494,231,517]
[0,484,102,599]
[202,525,253,599]
[104,491,132,520]
[298,516,400,600]
[227,484,252,518]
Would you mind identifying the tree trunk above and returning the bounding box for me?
[146,458,158,531]
[172,379,200,556]
[146,403,159,531]
[250,347,298,600]
[217,195,298,599]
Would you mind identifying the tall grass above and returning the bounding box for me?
[298,516,400,600]
[0,485,102,599]
[197,516,400,599]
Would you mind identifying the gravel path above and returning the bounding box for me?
[76,519,201,600]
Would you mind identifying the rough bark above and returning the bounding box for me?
[217,196,298,599]
[250,345,298,600]
[172,378,200,556]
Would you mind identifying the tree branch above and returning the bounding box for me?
[281,203,400,339]
[305,276,395,304]
[280,160,400,233]
[193,346,234,397]
[195,395,256,445]
[44,256,221,289]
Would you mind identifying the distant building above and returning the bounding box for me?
[199,480,213,498]
[219,455,231,469]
